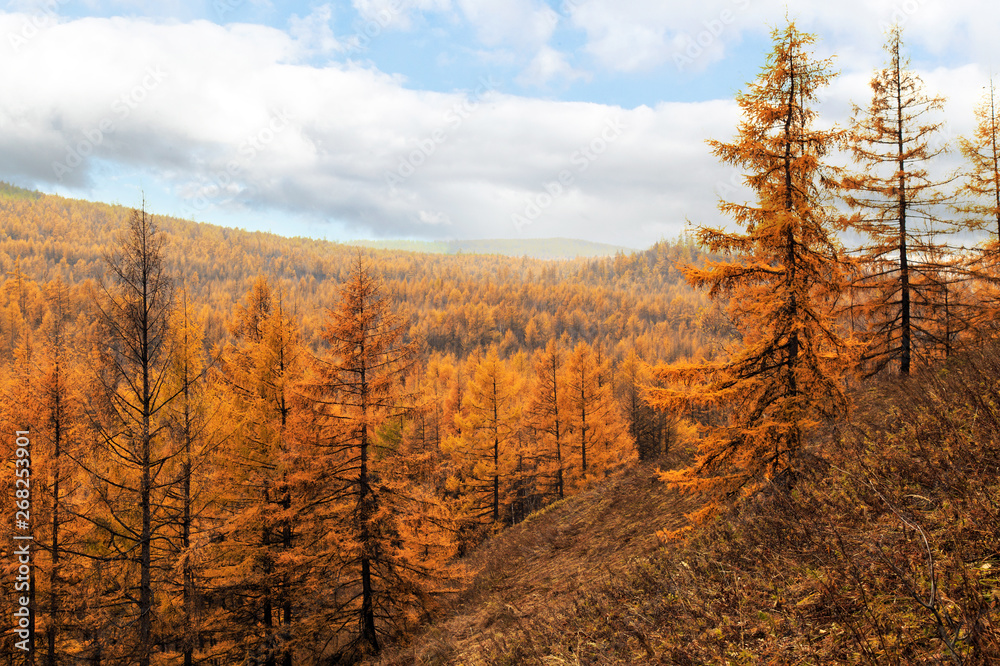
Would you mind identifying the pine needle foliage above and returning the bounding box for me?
[839,26,967,373]
[297,252,452,662]
[957,78,1000,333]
[958,78,1000,241]
[650,22,850,527]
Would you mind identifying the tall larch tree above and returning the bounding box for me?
[526,338,568,501]
[36,280,85,664]
[957,77,1000,328]
[216,276,303,665]
[84,205,174,665]
[447,347,523,528]
[617,348,670,462]
[299,252,445,661]
[839,26,965,373]
[564,341,633,490]
[161,288,218,666]
[650,22,850,526]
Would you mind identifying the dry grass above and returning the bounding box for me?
[374,448,697,665]
[374,342,1000,665]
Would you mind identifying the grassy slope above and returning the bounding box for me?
[381,345,1000,665]
[378,457,697,665]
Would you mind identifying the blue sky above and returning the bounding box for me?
[0,0,996,248]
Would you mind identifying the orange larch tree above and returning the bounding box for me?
[839,26,967,372]
[447,347,523,528]
[161,288,221,666]
[650,22,850,525]
[36,279,88,664]
[957,77,1000,331]
[526,338,569,501]
[616,348,670,462]
[82,205,176,665]
[564,341,634,491]
[297,253,450,661]
[216,276,305,665]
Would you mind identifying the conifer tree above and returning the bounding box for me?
[957,77,1000,330]
[216,276,303,665]
[839,26,966,373]
[959,78,1000,241]
[526,338,568,500]
[564,341,633,490]
[447,347,523,527]
[617,348,668,462]
[650,22,850,525]
[83,205,175,665]
[298,253,447,660]
[161,289,219,666]
[37,280,83,665]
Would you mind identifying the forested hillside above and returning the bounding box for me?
[3,15,1000,666]
[387,341,1000,664]
[0,184,719,361]
[0,185,722,663]
[351,238,635,259]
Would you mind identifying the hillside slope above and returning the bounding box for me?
[0,185,715,361]
[377,458,697,665]
[351,238,637,259]
[380,343,1000,665]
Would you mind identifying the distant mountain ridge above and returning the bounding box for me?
[0,182,638,259]
[349,237,638,259]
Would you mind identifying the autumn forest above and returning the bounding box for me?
[3,21,1000,665]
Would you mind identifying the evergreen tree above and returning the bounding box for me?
[839,26,967,373]
[83,205,175,665]
[298,253,447,660]
[216,276,304,665]
[651,22,850,526]
[37,280,83,665]
[957,77,1000,332]
[161,289,219,666]
[564,341,634,490]
[526,338,568,500]
[447,347,523,527]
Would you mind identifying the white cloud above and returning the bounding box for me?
[455,0,557,50]
[568,0,758,73]
[515,45,588,88]
[350,0,451,32]
[566,0,1000,77]
[288,4,341,55]
[1,3,998,248]
[0,13,745,246]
